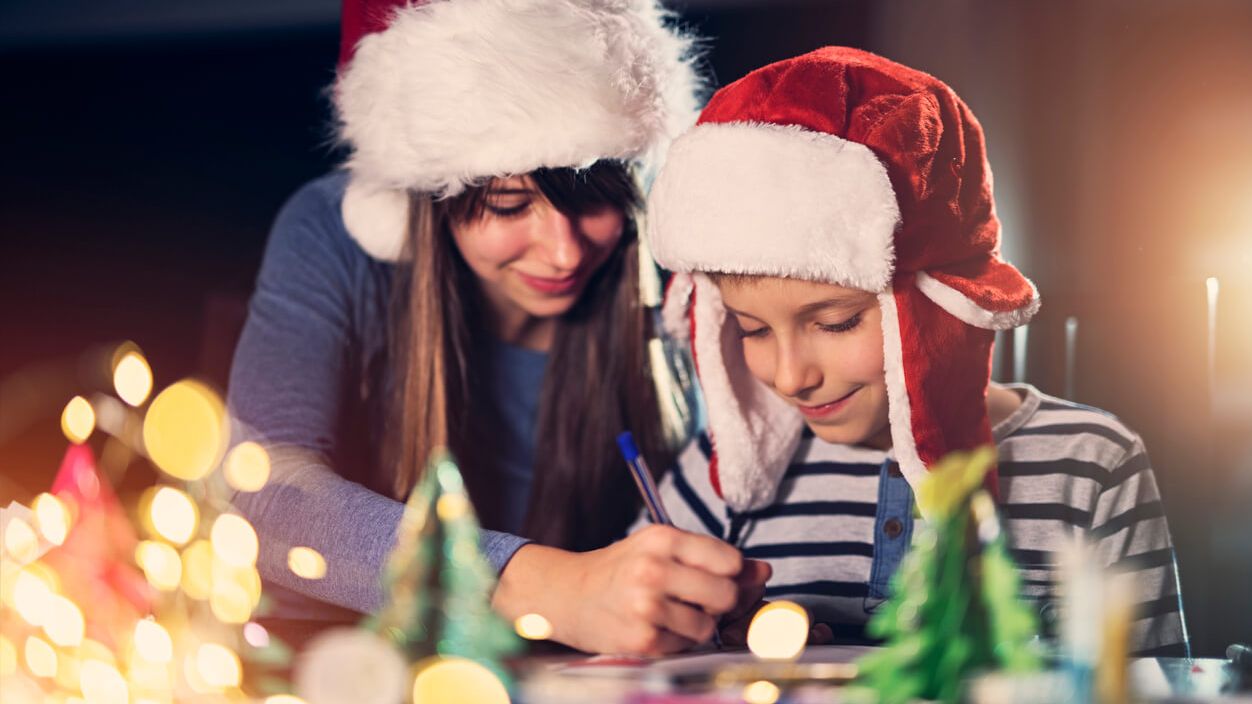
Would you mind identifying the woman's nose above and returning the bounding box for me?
[539,209,586,272]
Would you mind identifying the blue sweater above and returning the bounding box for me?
[228,172,536,619]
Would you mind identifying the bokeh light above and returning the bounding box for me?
[243,622,270,648]
[13,569,56,627]
[23,635,56,678]
[265,697,308,704]
[195,644,242,689]
[61,396,95,444]
[80,659,129,704]
[149,487,198,546]
[209,576,254,624]
[411,656,509,704]
[32,493,71,546]
[436,494,469,521]
[133,619,173,663]
[43,594,85,647]
[223,441,271,492]
[514,613,553,640]
[142,380,227,481]
[287,547,327,580]
[0,635,16,677]
[113,349,154,407]
[747,600,810,661]
[743,680,781,704]
[210,514,258,568]
[135,540,182,591]
[180,540,213,600]
[3,516,40,564]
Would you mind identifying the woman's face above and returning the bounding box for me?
[451,175,625,331]
[716,276,892,449]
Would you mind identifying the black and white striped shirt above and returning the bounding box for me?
[649,384,1188,655]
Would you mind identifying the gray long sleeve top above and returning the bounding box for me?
[227,172,535,620]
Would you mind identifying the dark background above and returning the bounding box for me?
[3,0,1250,656]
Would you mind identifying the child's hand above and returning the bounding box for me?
[493,524,745,656]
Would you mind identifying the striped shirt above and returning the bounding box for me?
[647,384,1188,656]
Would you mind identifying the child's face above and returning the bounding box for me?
[716,276,891,449]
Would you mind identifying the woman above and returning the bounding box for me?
[228,0,763,655]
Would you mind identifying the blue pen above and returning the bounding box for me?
[616,431,722,648]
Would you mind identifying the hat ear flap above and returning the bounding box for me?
[689,275,805,512]
[881,282,998,505]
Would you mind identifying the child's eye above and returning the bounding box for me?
[733,318,769,339]
[817,313,863,334]
[485,199,532,218]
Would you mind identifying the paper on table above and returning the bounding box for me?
[549,644,873,679]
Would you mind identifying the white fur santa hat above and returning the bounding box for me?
[333,0,700,261]
[648,47,1040,512]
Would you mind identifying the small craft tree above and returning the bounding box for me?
[367,451,521,679]
[854,447,1040,704]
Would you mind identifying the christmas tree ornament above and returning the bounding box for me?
[852,447,1040,704]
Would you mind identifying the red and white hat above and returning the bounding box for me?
[647,47,1040,512]
[334,0,700,261]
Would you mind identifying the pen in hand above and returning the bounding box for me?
[616,431,723,649]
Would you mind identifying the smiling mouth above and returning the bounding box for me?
[796,386,861,420]
[517,271,581,295]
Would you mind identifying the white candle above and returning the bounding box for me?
[1065,316,1079,400]
[1013,324,1030,384]
[1206,277,1219,414]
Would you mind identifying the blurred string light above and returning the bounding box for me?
[747,600,810,661]
[243,622,270,649]
[112,348,154,407]
[514,613,553,640]
[12,569,57,627]
[743,680,781,704]
[3,516,40,564]
[61,395,96,444]
[287,547,327,580]
[135,540,182,592]
[80,659,129,704]
[133,619,173,663]
[180,540,213,600]
[42,594,85,647]
[210,514,258,568]
[24,634,56,678]
[142,380,227,481]
[224,441,271,492]
[411,656,509,704]
[0,635,15,677]
[195,643,242,689]
[147,487,198,546]
[32,493,71,546]
[266,697,309,704]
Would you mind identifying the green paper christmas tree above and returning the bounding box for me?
[366,450,521,680]
[853,447,1041,704]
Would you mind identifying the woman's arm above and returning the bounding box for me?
[227,177,531,616]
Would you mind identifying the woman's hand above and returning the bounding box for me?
[493,525,759,655]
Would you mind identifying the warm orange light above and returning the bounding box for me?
[224,441,271,492]
[32,493,71,546]
[135,541,182,591]
[142,380,227,481]
[747,600,810,661]
[411,656,509,704]
[113,349,154,407]
[133,619,173,663]
[210,514,258,568]
[149,487,198,546]
[61,396,95,444]
[287,547,327,580]
[514,613,553,640]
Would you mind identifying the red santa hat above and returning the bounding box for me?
[332,0,699,261]
[647,47,1040,512]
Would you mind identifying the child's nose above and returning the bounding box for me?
[773,345,821,398]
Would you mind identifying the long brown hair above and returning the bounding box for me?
[388,161,674,551]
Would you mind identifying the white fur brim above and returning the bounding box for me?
[878,290,927,494]
[647,122,901,292]
[915,271,1040,330]
[334,0,699,261]
[690,274,805,511]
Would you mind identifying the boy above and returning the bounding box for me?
[644,47,1186,655]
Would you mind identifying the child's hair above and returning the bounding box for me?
[388,160,675,551]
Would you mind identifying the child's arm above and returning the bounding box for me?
[1089,437,1188,656]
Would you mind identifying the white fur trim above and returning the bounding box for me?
[878,290,928,499]
[648,122,900,293]
[341,180,410,262]
[915,271,1040,330]
[661,272,694,340]
[336,0,697,199]
[691,274,805,511]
